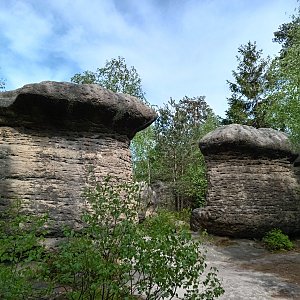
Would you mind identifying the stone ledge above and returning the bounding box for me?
[0,81,157,138]
[199,124,296,159]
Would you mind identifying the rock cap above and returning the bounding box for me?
[0,81,157,138]
[199,124,296,158]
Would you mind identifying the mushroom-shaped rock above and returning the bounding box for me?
[199,124,295,158]
[0,81,156,138]
[191,124,300,238]
[0,81,157,236]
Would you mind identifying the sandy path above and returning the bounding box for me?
[175,236,300,299]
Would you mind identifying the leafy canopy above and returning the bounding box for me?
[265,5,300,145]
[71,56,146,102]
[152,96,219,209]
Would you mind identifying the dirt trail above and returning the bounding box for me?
[202,237,300,299]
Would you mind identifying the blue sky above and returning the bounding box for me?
[0,0,298,116]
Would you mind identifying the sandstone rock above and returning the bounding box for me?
[0,81,157,236]
[137,181,175,222]
[0,81,156,138]
[191,124,300,238]
[294,155,300,179]
[137,182,158,222]
[199,124,295,158]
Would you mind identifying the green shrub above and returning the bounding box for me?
[0,179,224,299]
[144,208,191,231]
[47,178,224,299]
[0,200,48,299]
[262,228,294,251]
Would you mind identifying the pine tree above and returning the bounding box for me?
[224,41,270,128]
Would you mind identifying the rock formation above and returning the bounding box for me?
[0,81,157,236]
[137,181,175,222]
[294,155,300,180]
[191,124,300,238]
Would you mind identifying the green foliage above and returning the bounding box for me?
[224,41,271,128]
[71,56,146,102]
[0,181,224,299]
[144,209,191,232]
[0,200,48,299]
[46,178,224,299]
[131,125,157,184]
[152,97,219,210]
[70,58,217,211]
[262,229,294,251]
[265,5,300,145]
[47,178,141,299]
[132,96,219,210]
[273,7,300,55]
[138,210,224,299]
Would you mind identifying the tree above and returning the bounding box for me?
[152,96,219,210]
[266,5,300,145]
[273,9,300,56]
[71,57,154,180]
[71,56,146,102]
[70,59,220,210]
[224,41,271,128]
[131,125,156,184]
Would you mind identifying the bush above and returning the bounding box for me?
[48,178,224,299]
[0,179,224,299]
[0,200,48,299]
[145,208,191,231]
[262,228,294,251]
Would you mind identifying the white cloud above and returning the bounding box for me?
[0,0,298,116]
[0,1,54,60]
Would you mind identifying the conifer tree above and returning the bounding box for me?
[224,41,270,128]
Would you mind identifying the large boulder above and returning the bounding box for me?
[0,81,157,236]
[0,81,156,138]
[137,181,176,222]
[191,124,300,238]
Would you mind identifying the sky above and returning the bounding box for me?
[0,0,298,117]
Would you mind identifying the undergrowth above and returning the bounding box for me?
[262,228,294,251]
[0,178,224,299]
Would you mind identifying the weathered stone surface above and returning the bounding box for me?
[137,182,158,222]
[137,181,175,222]
[191,124,300,238]
[0,81,157,236]
[0,81,156,138]
[199,124,295,158]
[294,155,300,180]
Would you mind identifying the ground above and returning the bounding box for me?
[197,235,300,300]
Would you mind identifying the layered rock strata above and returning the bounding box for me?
[0,81,157,236]
[191,124,300,238]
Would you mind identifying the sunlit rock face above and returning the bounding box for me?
[191,124,300,238]
[0,81,157,236]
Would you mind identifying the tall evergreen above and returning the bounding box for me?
[224,41,270,128]
[266,5,300,144]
